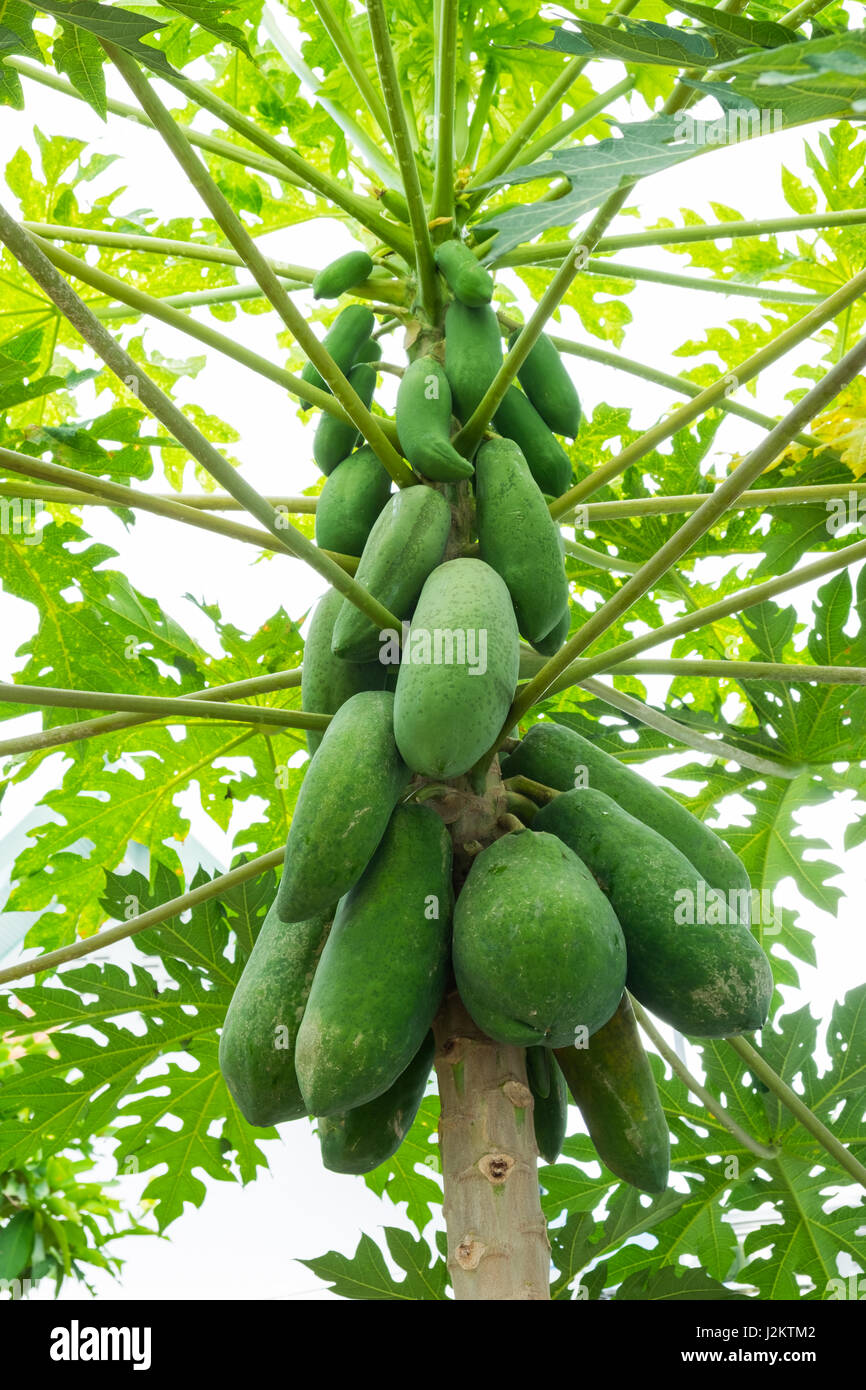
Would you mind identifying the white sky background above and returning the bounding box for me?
[1,16,865,1299]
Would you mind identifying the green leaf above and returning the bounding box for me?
[160,2,252,59]
[362,1095,443,1234]
[614,1265,750,1299]
[0,1211,35,1279]
[53,21,107,119]
[668,3,801,51]
[298,1229,448,1301]
[24,0,179,78]
[543,17,737,68]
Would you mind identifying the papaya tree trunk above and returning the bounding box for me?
[434,990,551,1300]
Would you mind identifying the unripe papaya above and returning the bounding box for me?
[526,1047,569,1164]
[493,385,572,498]
[299,304,375,403]
[313,362,377,475]
[313,249,374,300]
[275,690,410,923]
[219,900,330,1126]
[434,238,494,307]
[452,828,627,1048]
[533,789,773,1037]
[396,355,474,481]
[301,588,392,756]
[554,994,670,1193]
[501,721,751,902]
[508,329,581,439]
[379,187,410,223]
[315,445,392,557]
[475,436,569,645]
[532,603,570,657]
[355,338,383,364]
[393,558,520,778]
[443,300,502,422]
[295,804,452,1115]
[331,485,451,663]
[317,1032,434,1174]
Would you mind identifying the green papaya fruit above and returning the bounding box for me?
[313,249,375,300]
[355,338,383,364]
[533,789,773,1037]
[219,900,330,1126]
[527,1048,569,1164]
[525,1044,552,1099]
[434,238,494,307]
[508,330,581,439]
[532,603,570,657]
[393,558,520,778]
[554,994,670,1193]
[396,355,474,481]
[275,690,410,923]
[296,804,452,1115]
[379,187,410,223]
[443,300,502,422]
[299,304,375,403]
[313,362,377,475]
[314,445,392,557]
[317,1031,434,1174]
[475,436,569,645]
[452,828,627,1047]
[301,588,392,756]
[501,720,751,902]
[331,485,451,663]
[493,385,572,498]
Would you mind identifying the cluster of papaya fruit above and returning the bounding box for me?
[219,238,773,1194]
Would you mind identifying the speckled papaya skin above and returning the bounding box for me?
[554,994,670,1193]
[275,690,410,923]
[534,789,773,1037]
[295,805,452,1116]
[452,828,627,1048]
[219,902,330,1127]
[443,300,502,421]
[317,1032,434,1174]
[502,720,751,902]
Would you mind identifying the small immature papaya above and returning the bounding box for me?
[502,720,751,902]
[434,239,494,307]
[532,603,570,657]
[493,385,572,498]
[527,1047,569,1164]
[301,588,391,756]
[317,1032,434,1174]
[475,436,569,645]
[219,900,330,1127]
[355,338,383,364]
[331,485,451,663]
[396,355,474,481]
[313,249,374,300]
[533,789,773,1037]
[393,558,520,778]
[315,445,392,557]
[508,329,581,439]
[443,300,502,422]
[295,804,452,1115]
[452,828,627,1048]
[299,304,375,403]
[554,994,670,1194]
[275,690,409,923]
[313,362,377,475]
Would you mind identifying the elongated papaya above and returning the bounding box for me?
[301,588,392,755]
[434,239,494,307]
[527,1048,569,1164]
[355,338,383,364]
[453,828,627,1048]
[275,690,410,923]
[443,300,502,422]
[393,558,520,778]
[379,187,410,223]
[493,386,572,498]
[396,355,474,481]
[501,720,751,902]
[295,804,452,1115]
[313,249,374,300]
[299,304,375,402]
[475,436,569,645]
[331,485,451,663]
[315,445,392,557]
[219,900,330,1126]
[508,330,581,439]
[554,994,670,1193]
[313,362,377,475]
[317,1032,434,1174]
[533,789,773,1037]
[532,603,570,657]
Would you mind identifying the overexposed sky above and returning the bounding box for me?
[1,32,865,1299]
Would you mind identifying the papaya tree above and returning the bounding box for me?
[1,0,866,1304]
